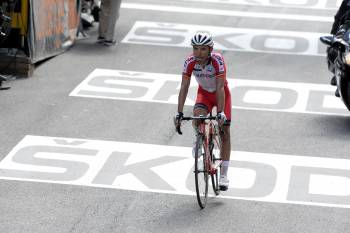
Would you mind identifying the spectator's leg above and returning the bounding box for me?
[98,0,111,39]
[104,0,122,42]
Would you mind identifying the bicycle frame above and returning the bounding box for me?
[181,115,222,175]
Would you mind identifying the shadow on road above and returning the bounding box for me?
[313,115,350,136]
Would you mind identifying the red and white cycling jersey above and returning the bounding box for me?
[182,52,228,93]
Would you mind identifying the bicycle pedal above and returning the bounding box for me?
[219,185,228,191]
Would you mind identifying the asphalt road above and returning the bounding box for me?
[1,0,350,232]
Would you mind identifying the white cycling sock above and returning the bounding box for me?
[221,160,230,177]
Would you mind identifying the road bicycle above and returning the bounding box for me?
[176,113,223,209]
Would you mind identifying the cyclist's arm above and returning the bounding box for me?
[331,0,350,34]
[216,75,225,113]
[177,75,191,113]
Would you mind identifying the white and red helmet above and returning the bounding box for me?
[191,32,214,47]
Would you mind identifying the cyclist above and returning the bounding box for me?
[174,32,232,191]
[328,0,350,96]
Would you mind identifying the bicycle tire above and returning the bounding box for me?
[210,128,222,196]
[194,135,208,209]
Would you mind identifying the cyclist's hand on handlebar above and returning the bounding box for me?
[216,111,226,125]
[174,112,184,135]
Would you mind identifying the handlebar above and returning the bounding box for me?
[181,116,216,121]
[175,115,219,135]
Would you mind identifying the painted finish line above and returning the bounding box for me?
[69,69,348,116]
[122,21,328,57]
[1,135,350,209]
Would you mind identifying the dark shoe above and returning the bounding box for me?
[0,75,10,90]
[330,76,337,86]
[97,36,105,44]
[335,88,340,97]
[103,40,117,46]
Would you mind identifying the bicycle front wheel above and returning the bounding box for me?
[194,135,208,209]
[210,132,222,196]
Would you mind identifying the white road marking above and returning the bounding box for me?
[1,135,350,209]
[121,21,327,56]
[178,0,341,10]
[121,3,333,22]
[309,174,350,196]
[69,69,348,116]
[243,90,281,105]
[323,95,345,109]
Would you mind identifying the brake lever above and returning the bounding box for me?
[176,125,183,135]
[174,116,183,135]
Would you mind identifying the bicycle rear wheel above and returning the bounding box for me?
[194,135,208,209]
[210,131,222,196]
